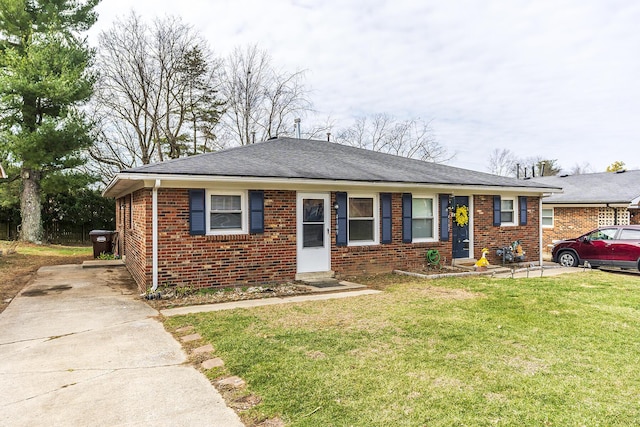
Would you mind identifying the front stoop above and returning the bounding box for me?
[295,271,335,281]
[82,259,126,268]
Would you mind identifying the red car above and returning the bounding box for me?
[552,225,640,270]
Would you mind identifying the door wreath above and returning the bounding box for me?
[455,205,469,227]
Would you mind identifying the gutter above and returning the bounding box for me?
[104,172,562,198]
[151,179,160,292]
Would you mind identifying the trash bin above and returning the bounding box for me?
[89,230,116,258]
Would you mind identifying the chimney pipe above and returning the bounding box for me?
[251,131,256,144]
[327,132,331,142]
[294,118,301,139]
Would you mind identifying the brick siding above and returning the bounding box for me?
[120,189,542,292]
[473,195,540,265]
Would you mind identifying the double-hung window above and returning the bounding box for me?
[542,208,554,228]
[348,195,377,244]
[412,196,435,241]
[500,197,516,225]
[209,192,246,234]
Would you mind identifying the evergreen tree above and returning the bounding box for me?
[0,0,98,242]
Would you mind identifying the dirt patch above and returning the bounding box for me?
[144,283,312,310]
[0,244,91,313]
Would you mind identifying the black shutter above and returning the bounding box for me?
[493,195,501,227]
[249,190,264,234]
[381,193,392,244]
[439,194,450,241]
[189,189,206,235]
[336,192,347,246]
[519,196,527,226]
[402,193,412,243]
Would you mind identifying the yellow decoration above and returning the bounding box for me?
[455,205,469,227]
[475,247,490,268]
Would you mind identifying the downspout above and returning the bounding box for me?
[539,197,543,267]
[151,179,161,292]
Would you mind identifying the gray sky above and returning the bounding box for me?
[89,0,640,173]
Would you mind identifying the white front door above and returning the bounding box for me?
[297,193,331,273]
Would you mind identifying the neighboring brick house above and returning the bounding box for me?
[103,138,560,292]
[530,170,640,250]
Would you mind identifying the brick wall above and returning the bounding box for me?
[122,188,543,291]
[542,207,599,249]
[332,192,453,277]
[127,189,299,292]
[119,189,152,291]
[473,195,541,265]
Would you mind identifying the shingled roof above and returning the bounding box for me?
[530,170,640,205]
[116,137,558,190]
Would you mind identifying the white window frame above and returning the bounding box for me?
[347,193,379,246]
[541,207,554,228]
[500,197,517,226]
[206,190,247,235]
[412,195,438,242]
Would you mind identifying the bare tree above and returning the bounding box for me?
[487,148,518,176]
[334,114,454,163]
[88,12,224,183]
[220,45,312,145]
[568,162,594,175]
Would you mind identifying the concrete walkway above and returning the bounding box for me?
[0,265,243,427]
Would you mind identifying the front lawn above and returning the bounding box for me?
[165,271,640,426]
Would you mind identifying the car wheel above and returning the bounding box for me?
[558,251,578,267]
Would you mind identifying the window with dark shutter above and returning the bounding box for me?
[336,192,347,246]
[189,189,206,235]
[519,196,527,226]
[402,193,412,243]
[249,191,264,234]
[381,193,392,244]
[493,195,501,227]
[439,194,450,241]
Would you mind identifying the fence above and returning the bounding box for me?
[0,222,95,244]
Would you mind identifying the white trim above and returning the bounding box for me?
[541,207,554,228]
[347,193,379,246]
[500,196,518,226]
[539,197,543,266]
[411,194,438,242]
[206,190,248,235]
[103,173,560,199]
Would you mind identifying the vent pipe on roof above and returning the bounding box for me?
[516,163,520,179]
[294,118,301,139]
[251,131,256,144]
[327,132,331,142]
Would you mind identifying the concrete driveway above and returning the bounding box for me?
[0,265,243,427]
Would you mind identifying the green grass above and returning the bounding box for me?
[0,240,92,257]
[166,271,640,426]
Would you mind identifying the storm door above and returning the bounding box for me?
[297,193,331,273]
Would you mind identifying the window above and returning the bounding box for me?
[501,198,516,225]
[208,192,246,234]
[587,228,617,241]
[412,197,435,240]
[542,208,554,228]
[348,196,377,244]
[620,228,640,240]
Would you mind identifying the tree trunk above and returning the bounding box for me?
[20,168,43,243]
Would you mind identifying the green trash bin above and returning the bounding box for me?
[89,230,116,258]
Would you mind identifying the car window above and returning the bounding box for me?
[587,228,618,241]
[619,228,640,240]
